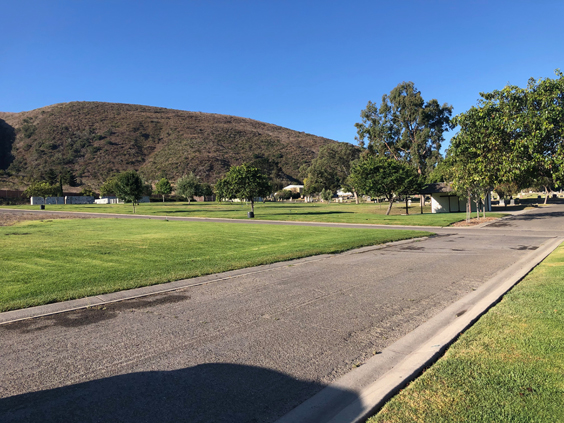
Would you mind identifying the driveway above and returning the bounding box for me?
[1,205,563,422]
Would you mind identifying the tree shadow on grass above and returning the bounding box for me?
[269,211,354,216]
[0,363,361,423]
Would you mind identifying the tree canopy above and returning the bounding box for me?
[24,181,58,202]
[114,170,144,213]
[215,164,271,213]
[100,176,119,197]
[355,81,453,176]
[447,70,564,204]
[155,177,172,202]
[176,173,201,204]
[349,156,422,215]
[300,142,361,200]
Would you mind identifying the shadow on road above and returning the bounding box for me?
[486,210,564,228]
[0,363,361,423]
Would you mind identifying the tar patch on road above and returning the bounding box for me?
[1,293,190,334]
[400,245,425,251]
[487,221,513,227]
[511,245,539,251]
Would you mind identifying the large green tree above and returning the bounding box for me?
[349,156,422,215]
[215,164,271,213]
[114,170,144,213]
[300,143,362,202]
[448,70,564,206]
[355,82,453,176]
[100,176,119,197]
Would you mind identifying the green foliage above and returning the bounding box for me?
[114,170,144,212]
[355,82,453,176]
[155,177,172,201]
[78,187,97,198]
[199,182,214,197]
[23,181,57,200]
[142,182,153,196]
[60,168,78,187]
[275,189,293,200]
[100,176,119,197]
[448,70,564,204]
[494,182,519,200]
[426,159,451,183]
[21,118,37,139]
[300,143,361,195]
[320,188,333,203]
[176,173,201,203]
[0,218,428,311]
[215,164,271,212]
[350,156,423,215]
[369,243,564,423]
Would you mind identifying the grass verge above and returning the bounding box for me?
[0,202,505,227]
[0,218,430,312]
[368,243,564,422]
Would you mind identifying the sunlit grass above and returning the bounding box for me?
[0,202,505,227]
[0,218,430,312]
[368,243,564,422]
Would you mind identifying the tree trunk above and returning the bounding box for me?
[385,198,393,215]
[467,193,471,222]
[251,199,254,213]
[405,197,409,215]
[354,191,359,204]
[162,195,165,202]
[544,186,549,204]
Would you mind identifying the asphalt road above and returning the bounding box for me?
[1,205,563,423]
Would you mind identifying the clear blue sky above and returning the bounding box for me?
[2,0,563,151]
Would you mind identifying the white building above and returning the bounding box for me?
[283,185,304,194]
[421,183,491,213]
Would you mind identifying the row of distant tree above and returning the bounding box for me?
[23,71,564,215]
[300,71,564,215]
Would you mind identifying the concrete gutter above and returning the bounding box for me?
[275,236,563,423]
[0,237,428,325]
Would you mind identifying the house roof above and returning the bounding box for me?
[420,183,454,194]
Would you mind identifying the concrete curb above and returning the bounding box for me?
[275,236,563,423]
[0,237,428,325]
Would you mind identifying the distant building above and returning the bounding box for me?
[283,185,304,194]
[336,189,352,197]
[421,183,491,213]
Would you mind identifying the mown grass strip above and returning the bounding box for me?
[0,218,430,312]
[368,243,564,423]
[0,202,505,226]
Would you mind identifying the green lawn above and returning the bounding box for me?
[0,218,430,312]
[0,202,504,226]
[368,243,564,422]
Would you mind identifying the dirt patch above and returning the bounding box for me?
[450,217,500,227]
[0,211,92,226]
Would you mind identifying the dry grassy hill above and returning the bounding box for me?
[0,102,339,188]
